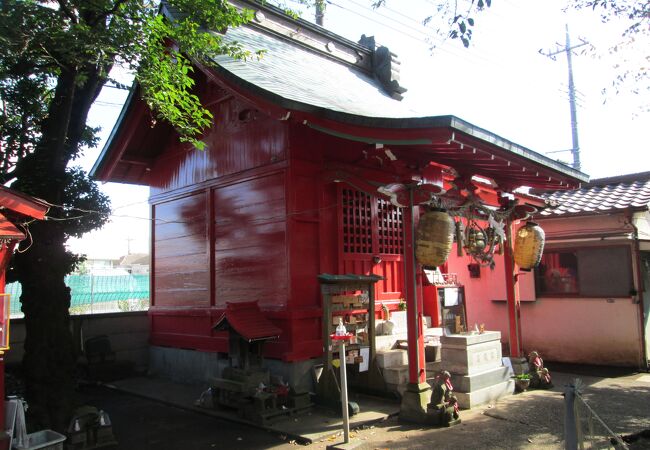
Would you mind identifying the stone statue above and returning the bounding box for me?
[428,371,461,426]
[528,351,553,389]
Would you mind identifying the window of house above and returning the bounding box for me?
[535,246,633,297]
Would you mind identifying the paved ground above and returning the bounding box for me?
[77,365,650,449]
[78,385,297,450]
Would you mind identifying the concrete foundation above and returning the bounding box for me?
[149,346,317,392]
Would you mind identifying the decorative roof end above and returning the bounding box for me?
[359,35,407,100]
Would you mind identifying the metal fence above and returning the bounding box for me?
[564,379,629,450]
[5,274,149,317]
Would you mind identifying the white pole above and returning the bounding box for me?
[339,339,350,444]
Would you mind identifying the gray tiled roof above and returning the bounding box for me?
[210,25,431,120]
[539,172,650,216]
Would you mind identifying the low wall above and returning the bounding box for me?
[7,311,150,369]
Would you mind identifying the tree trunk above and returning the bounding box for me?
[10,63,107,431]
[13,222,75,432]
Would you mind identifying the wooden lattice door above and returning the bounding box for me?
[338,187,404,301]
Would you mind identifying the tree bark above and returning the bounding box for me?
[11,62,106,431]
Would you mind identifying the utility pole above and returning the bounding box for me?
[315,0,325,26]
[126,236,133,255]
[540,25,589,171]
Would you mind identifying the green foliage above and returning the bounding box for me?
[373,0,491,48]
[135,1,254,149]
[117,298,149,312]
[571,0,649,99]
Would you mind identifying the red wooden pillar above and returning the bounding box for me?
[403,188,426,385]
[504,220,522,357]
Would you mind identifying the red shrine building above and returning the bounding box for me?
[92,0,587,391]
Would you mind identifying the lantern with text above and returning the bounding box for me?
[514,222,545,271]
[0,294,10,350]
[416,210,454,268]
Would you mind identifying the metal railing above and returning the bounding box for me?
[6,274,149,317]
[564,379,629,450]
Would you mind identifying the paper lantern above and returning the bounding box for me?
[514,221,545,271]
[415,210,454,268]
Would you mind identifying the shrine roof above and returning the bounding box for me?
[212,301,282,342]
[91,0,588,191]
[0,185,49,220]
[0,212,25,241]
[537,171,650,217]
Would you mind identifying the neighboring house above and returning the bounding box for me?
[91,0,585,388]
[458,172,650,368]
[80,257,120,274]
[118,253,150,275]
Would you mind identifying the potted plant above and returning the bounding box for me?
[398,299,407,311]
[513,373,531,392]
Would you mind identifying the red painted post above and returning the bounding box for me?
[403,188,426,385]
[504,220,522,357]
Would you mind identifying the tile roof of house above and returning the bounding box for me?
[212,301,282,341]
[538,171,650,216]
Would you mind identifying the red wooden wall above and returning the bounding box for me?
[147,79,407,362]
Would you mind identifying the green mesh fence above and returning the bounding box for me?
[5,274,149,317]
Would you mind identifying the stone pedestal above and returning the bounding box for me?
[399,382,440,425]
[438,331,513,409]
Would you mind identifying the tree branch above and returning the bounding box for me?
[57,0,78,24]
[88,0,130,27]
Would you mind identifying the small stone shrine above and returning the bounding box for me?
[210,301,311,424]
[439,330,514,408]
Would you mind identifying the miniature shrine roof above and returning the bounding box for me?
[213,301,282,342]
[0,186,50,241]
[91,0,588,191]
[0,213,25,241]
[537,171,650,217]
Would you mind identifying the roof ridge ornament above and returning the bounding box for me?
[358,35,407,100]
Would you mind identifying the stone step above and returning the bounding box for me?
[427,366,512,393]
[384,382,409,398]
[453,379,514,409]
[376,349,408,368]
[382,364,409,385]
[375,333,406,351]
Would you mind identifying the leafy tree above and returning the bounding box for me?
[0,0,253,430]
[373,0,492,48]
[571,0,649,98]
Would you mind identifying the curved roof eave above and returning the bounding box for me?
[203,62,588,186]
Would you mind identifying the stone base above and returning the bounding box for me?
[383,365,409,385]
[454,380,515,409]
[399,382,440,425]
[376,349,408,368]
[149,345,317,392]
[441,338,503,375]
[448,366,512,393]
[509,357,528,375]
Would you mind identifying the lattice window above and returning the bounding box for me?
[377,198,403,254]
[342,189,372,254]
